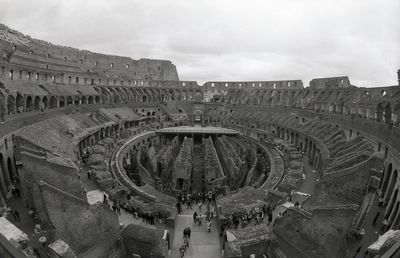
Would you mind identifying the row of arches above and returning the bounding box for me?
[379,162,400,229]
[226,88,400,126]
[5,93,100,114]
[0,152,18,198]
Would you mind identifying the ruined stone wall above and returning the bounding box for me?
[172,137,193,191]
[137,149,154,187]
[17,147,85,208]
[203,137,225,190]
[215,136,241,190]
[157,136,179,182]
[0,23,179,82]
[38,181,120,255]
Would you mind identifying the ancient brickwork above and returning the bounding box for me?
[172,137,193,192]
[203,137,226,190]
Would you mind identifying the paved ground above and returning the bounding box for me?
[169,206,222,258]
[297,155,318,195]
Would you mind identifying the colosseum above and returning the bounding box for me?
[0,22,399,258]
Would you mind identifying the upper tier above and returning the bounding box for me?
[0,23,179,81]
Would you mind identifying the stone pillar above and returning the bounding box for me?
[379,169,391,198]
[0,166,8,196]
[385,188,398,218]
[388,201,399,226]
[390,205,400,229]
[384,172,397,204]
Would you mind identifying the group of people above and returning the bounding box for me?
[175,191,216,213]
[223,204,274,230]
[179,227,192,257]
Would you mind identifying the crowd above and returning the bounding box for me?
[179,227,192,257]
[222,204,274,231]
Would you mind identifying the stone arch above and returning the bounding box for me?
[74,96,80,105]
[66,96,73,105]
[42,96,48,109]
[26,96,33,111]
[394,104,400,126]
[16,93,24,111]
[50,96,57,108]
[95,95,100,104]
[88,96,94,104]
[59,96,65,107]
[34,96,41,110]
[81,96,87,104]
[384,102,392,124]
[376,103,384,122]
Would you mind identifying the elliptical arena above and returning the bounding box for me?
[0,23,399,258]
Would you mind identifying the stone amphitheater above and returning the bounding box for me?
[0,23,399,258]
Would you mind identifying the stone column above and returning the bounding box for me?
[385,187,398,218]
[390,205,400,229]
[384,172,397,204]
[388,201,399,226]
[0,166,8,196]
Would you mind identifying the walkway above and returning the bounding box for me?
[169,206,222,258]
[297,155,318,195]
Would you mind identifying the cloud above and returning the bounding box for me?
[0,0,399,86]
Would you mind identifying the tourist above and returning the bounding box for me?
[179,245,185,258]
[187,227,191,239]
[186,199,192,210]
[207,221,212,232]
[197,213,202,226]
[184,237,189,248]
[198,200,203,212]
[176,202,182,214]
[193,211,198,223]
[210,206,215,219]
[87,170,92,180]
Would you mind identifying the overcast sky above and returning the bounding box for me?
[0,0,399,87]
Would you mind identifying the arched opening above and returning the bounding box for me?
[42,96,48,109]
[394,104,400,126]
[59,96,65,107]
[74,96,80,105]
[7,95,15,114]
[176,178,184,190]
[377,103,384,122]
[26,96,33,111]
[95,95,100,104]
[16,93,24,112]
[34,96,41,110]
[66,96,73,105]
[81,96,87,104]
[88,96,94,104]
[142,95,147,102]
[50,96,57,108]
[384,103,392,124]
